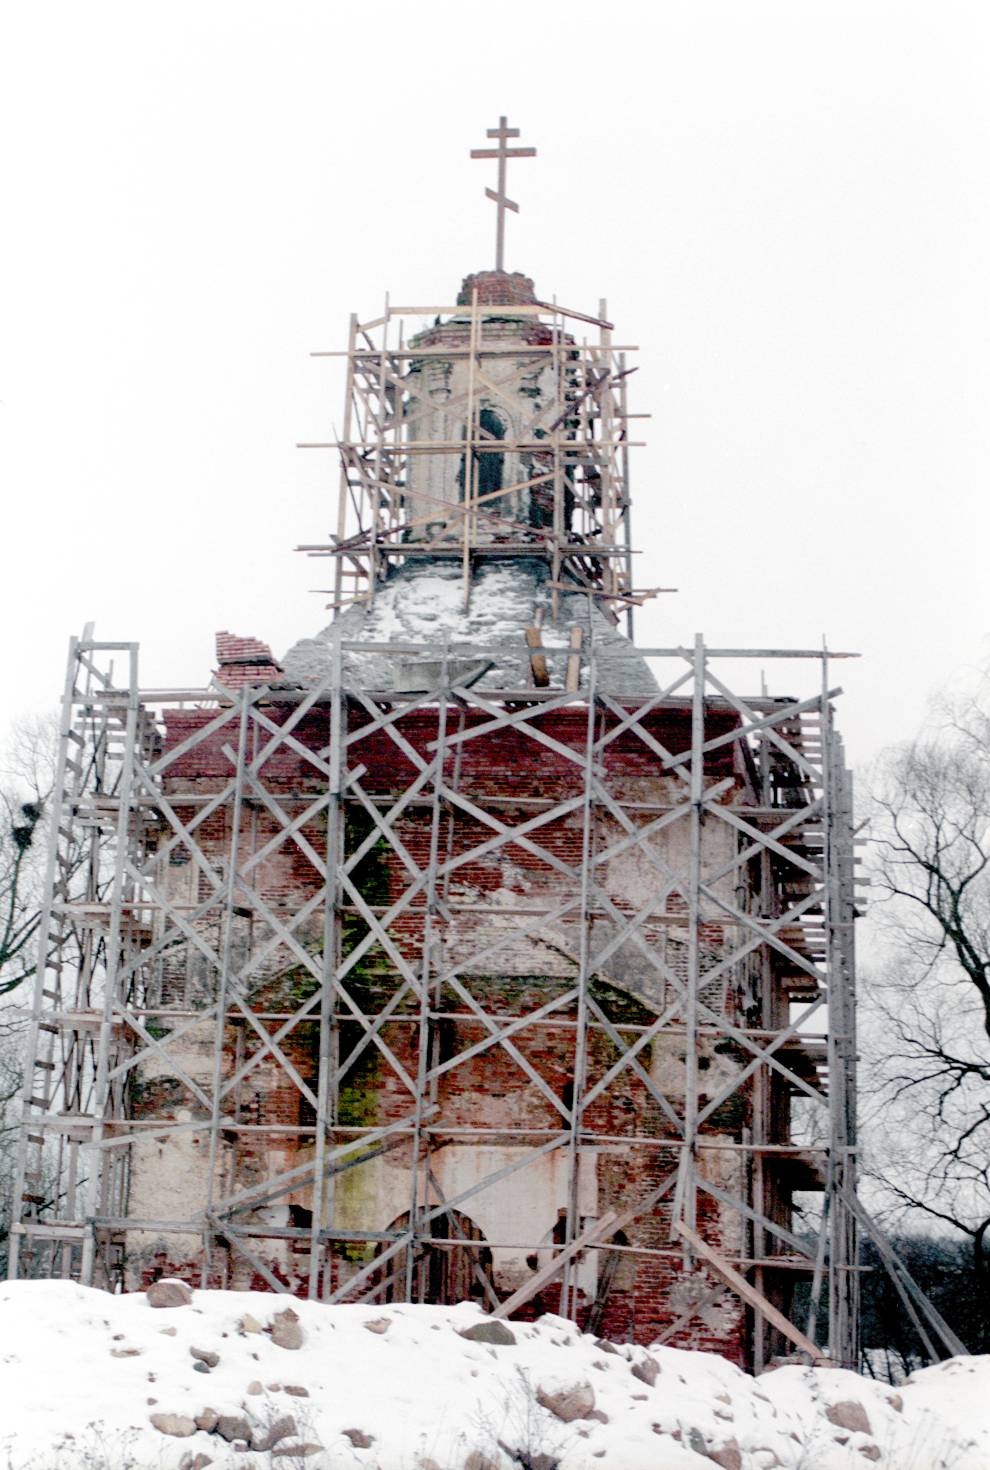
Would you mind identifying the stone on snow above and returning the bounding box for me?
[145,1278,193,1309]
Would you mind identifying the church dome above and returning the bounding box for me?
[282,557,658,697]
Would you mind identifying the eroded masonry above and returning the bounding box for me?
[14,167,942,1369]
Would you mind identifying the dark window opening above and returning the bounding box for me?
[458,409,506,505]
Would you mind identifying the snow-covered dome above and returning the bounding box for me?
[282,558,658,697]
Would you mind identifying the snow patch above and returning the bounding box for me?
[0,1282,983,1468]
[282,558,658,697]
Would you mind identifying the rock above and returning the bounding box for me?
[271,1307,304,1350]
[704,1441,742,1470]
[364,1316,391,1334]
[110,1347,141,1358]
[499,1451,557,1470]
[190,1347,219,1368]
[343,1428,375,1449]
[149,1412,197,1438]
[588,1409,609,1424]
[825,1401,872,1436]
[179,1456,214,1470]
[859,1449,882,1463]
[194,1410,219,1433]
[159,1326,178,1337]
[246,1380,263,1395]
[284,1384,309,1397]
[146,1278,193,1309]
[630,1354,660,1387]
[536,1381,595,1423]
[458,1320,517,1347]
[593,1338,620,1355]
[266,1383,282,1392]
[272,1444,323,1459]
[252,1415,297,1452]
[887,1392,904,1412]
[215,1414,253,1443]
[192,1362,211,1374]
[463,1454,500,1470]
[240,1312,263,1334]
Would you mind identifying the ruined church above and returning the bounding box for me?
[9,119,862,1371]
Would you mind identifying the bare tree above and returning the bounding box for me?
[0,716,58,1272]
[865,669,990,1270]
[0,807,44,998]
[0,714,57,996]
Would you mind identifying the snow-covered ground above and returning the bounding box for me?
[0,1280,983,1469]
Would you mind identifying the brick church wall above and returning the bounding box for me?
[125,695,758,1365]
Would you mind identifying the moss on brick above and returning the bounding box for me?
[127,1074,190,1115]
[704,1094,746,1133]
[344,806,392,907]
[589,978,656,1028]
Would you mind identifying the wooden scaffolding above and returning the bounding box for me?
[7,276,965,1373]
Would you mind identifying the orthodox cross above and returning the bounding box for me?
[470,116,536,273]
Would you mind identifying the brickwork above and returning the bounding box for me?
[457,270,537,307]
[120,687,775,1366]
[213,630,287,690]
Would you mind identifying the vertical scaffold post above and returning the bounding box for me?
[680,634,706,1252]
[560,612,598,1319]
[825,674,859,1365]
[309,636,345,1298]
[202,688,252,1285]
[79,641,141,1286]
[406,641,451,1299]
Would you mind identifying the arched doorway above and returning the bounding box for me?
[373,1208,494,1306]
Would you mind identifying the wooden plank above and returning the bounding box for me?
[310,344,639,359]
[675,1219,824,1361]
[493,1212,619,1319]
[565,627,583,692]
[525,626,550,687]
[495,1171,678,1320]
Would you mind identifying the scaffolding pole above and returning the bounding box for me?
[5,629,908,1367]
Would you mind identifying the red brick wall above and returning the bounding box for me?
[132,695,754,1364]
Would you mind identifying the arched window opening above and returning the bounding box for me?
[458,409,506,507]
[477,408,505,501]
[372,1208,494,1306]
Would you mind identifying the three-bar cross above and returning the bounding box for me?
[470,115,536,273]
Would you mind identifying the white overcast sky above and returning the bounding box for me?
[1,1,988,770]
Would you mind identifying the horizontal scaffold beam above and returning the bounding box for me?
[7,631,884,1370]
